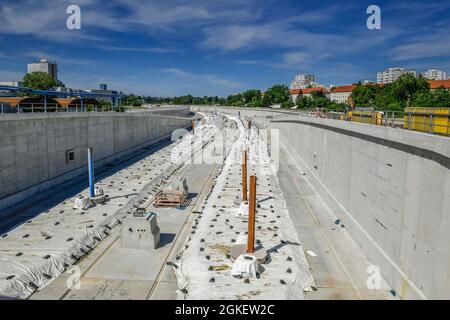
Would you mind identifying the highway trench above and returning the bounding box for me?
[31,162,221,300]
[2,109,397,300]
[28,114,228,300]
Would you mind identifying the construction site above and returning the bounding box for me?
[0,105,449,300]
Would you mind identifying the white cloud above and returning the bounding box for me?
[97,45,181,54]
[161,67,244,88]
[390,32,450,61]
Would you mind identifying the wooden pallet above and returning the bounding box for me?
[154,189,187,208]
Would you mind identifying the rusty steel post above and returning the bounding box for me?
[192,119,195,134]
[247,175,257,254]
[242,150,248,202]
[248,120,252,129]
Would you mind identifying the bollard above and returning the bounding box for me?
[242,150,248,201]
[192,119,195,134]
[247,175,256,254]
[88,147,95,198]
[248,120,252,130]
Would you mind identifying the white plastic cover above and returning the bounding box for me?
[231,254,259,278]
[173,113,315,300]
[0,118,215,299]
[73,197,94,210]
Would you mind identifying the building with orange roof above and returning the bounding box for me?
[428,79,450,90]
[329,85,357,104]
[290,87,329,103]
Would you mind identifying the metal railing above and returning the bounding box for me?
[298,108,450,136]
[0,103,114,113]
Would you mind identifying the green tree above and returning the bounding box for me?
[241,89,262,107]
[389,74,429,108]
[262,85,292,108]
[22,72,57,90]
[412,88,450,108]
[351,84,377,107]
[226,94,244,106]
[296,96,313,109]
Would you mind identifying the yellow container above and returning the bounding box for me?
[351,111,383,125]
[404,108,450,135]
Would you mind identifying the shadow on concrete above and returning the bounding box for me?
[107,193,139,201]
[266,240,300,254]
[257,196,274,204]
[187,192,198,199]
[159,233,176,248]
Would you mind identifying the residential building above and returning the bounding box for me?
[428,79,450,90]
[290,73,319,89]
[376,67,416,84]
[422,69,447,80]
[329,85,357,104]
[290,87,329,103]
[27,58,58,82]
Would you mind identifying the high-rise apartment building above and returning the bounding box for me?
[290,73,318,89]
[27,58,58,82]
[376,67,416,84]
[422,69,447,80]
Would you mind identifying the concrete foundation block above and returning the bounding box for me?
[121,212,160,250]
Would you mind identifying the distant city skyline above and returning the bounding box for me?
[1,0,450,96]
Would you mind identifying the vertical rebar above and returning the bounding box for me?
[247,175,257,254]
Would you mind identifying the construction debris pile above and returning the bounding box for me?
[173,113,315,300]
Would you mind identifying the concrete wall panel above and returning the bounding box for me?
[0,108,191,209]
[269,116,450,300]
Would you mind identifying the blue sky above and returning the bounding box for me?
[0,0,450,96]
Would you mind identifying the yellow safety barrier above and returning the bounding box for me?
[351,110,383,125]
[404,108,450,135]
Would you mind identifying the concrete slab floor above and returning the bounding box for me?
[30,161,219,300]
[278,145,396,300]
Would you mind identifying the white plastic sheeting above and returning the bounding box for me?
[173,113,315,300]
[0,117,215,299]
[231,254,260,279]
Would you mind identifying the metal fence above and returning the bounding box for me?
[299,108,450,136]
[0,103,113,113]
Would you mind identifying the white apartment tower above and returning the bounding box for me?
[290,73,317,89]
[376,67,416,84]
[423,69,447,80]
[27,58,58,82]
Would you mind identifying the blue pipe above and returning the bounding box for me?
[88,147,95,198]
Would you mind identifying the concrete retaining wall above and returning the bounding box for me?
[270,116,450,300]
[0,109,191,210]
[201,106,450,299]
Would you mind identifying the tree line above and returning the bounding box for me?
[125,85,295,108]
[351,74,450,110]
[41,72,446,111]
